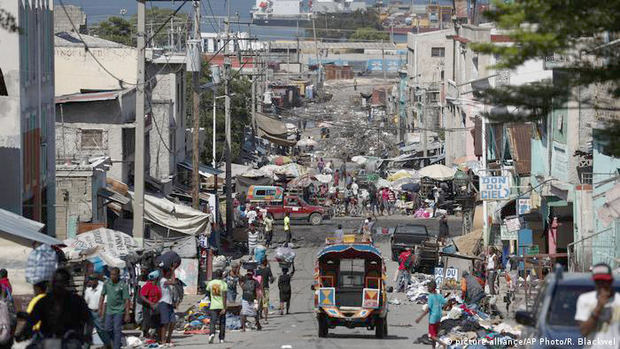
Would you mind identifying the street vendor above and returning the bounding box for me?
[461,271,485,307]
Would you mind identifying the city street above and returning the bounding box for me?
[173,216,447,348]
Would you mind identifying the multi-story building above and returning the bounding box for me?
[53,4,87,34]
[0,0,56,234]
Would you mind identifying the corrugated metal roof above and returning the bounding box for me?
[177,161,223,177]
[55,89,131,104]
[269,41,398,50]
[506,124,532,175]
[0,208,62,246]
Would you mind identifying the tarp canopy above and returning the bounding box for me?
[0,208,62,247]
[64,228,138,268]
[236,175,274,195]
[257,131,297,147]
[256,112,288,137]
[130,192,211,236]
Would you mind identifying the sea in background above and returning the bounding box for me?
[55,0,456,43]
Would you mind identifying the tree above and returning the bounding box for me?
[307,9,384,40]
[350,27,389,41]
[471,0,620,155]
[90,16,133,46]
[0,8,19,33]
[90,7,188,48]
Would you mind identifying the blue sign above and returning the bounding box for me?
[479,176,511,200]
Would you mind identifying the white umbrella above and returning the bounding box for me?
[351,156,367,165]
[375,178,391,189]
[297,138,318,147]
[418,164,457,181]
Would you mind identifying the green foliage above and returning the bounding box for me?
[306,9,384,40]
[187,62,251,165]
[470,0,620,155]
[90,16,133,46]
[0,8,19,33]
[90,7,188,47]
[350,27,389,41]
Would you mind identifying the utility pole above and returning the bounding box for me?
[192,1,202,209]
[422,90,428,157]
[312,17,321,90]
[224,59,233,236]
[133,0,146,245]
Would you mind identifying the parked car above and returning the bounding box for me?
[390,224,439,274]
[264,195,327,225]
[515,267,620,348]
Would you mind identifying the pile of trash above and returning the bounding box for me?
[405,273,434,304]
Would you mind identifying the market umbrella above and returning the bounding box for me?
[297,138,318,147]
[391,177,419,190]
[375,178,391,189]
[401,183,420,192]
[418,164,457,181]
[387,169,418,182]
[272,156,292,166]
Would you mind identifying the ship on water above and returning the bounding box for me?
[251,0,368,26]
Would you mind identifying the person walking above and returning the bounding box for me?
[333,170,340,187]
[486,247,499,295]
[206,270,227,344]
[99,267,130,349]
[278,263,295,315]
[140,270,162,339]
[438,214,450,244]
[84,275,109,345]
[575,263,620,347]
[16,269,92,347]
[415,280,453,348]
[257,259,274,323]
[396,248,414,292]
[284,212,292,244]
[240,269,261,332]
[248,224,259,257]
[158,268,177,346]
[317,158,325,174]
[224,262,241,304]
[387,189,396,215]
[263,214,274,248]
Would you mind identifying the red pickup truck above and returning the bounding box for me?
[265,195,327,225]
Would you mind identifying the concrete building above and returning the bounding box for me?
[55,89,143,184]
[54,4,87,34]
[55,32,137,96]
[0,0,56,234]
[55,157,118,240]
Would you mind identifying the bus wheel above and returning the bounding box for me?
[318,314,328,338]
[375,317,386,339]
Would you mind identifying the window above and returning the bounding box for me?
[431,47,445,57]
[81,129,103,149]
[339,259,365,287]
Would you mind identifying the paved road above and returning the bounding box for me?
[171,215,462,348]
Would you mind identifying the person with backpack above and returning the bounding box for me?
[239,269,262,332]
[16,268,92,347]
[278,263,295,315]
[139,270,162,340]
[396,248,414,292]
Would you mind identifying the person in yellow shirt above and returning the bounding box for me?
[284,212,291,244]
[26,281,48,332]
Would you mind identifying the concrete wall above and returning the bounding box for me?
[55,46,137,96]
[406,29,453,85]
[573,187,593,271]
[592,147,620,267]
[0,0,56,234]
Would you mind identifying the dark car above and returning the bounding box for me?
[516,267,620,348]
[390,224,430,261]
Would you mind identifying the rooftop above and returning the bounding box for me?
[55,31,131,49]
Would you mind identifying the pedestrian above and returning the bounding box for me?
[317,157,325,174]
[396,248,414,292]
[158,267,177,346]
[415,280,451,347]
[0,269,12,295]
[506,254,519,295]
[263,213,274,248]
[574,263,620,346]
[240,269,262,331]
[460,271,485,308]
[225,261,241,303]
[369,185,379,217]
[353,78,357,91]
[381,187,389,215]
[432,187,440,217]
[387,189,396,215]
[257,259,274,323]
[351,180,359,198]
[246,206,258,226]
[206,269,227,344]
[248,224,259,257]
[278,263,295,315]
[99,267,130,349]
[25,280,47,335]
[333,169,340,187]
[16,269,92,346]
[334,224,344,242]
[284,212,292,244]
[486,247,499,295]
[84,275,109,345]
[438,214,449,244]
[140,270,162,339]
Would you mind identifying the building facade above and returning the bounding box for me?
[0,0,56,234]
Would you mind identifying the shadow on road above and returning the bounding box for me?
[325,334,409,340]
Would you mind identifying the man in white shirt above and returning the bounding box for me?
[351,181,359,198]
[574,263,620,348]
[83,276,109,345]
[247,225,259,257]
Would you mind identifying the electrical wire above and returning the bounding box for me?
[201,0,221,33]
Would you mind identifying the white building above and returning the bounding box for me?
[200,32,261,53]
[0,0,56,235]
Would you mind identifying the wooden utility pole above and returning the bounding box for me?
[133,0,146,244]
[224,59,232,236]
[312,17,321,88]
[192,1,202,209]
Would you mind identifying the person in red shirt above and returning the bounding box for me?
[396,248,414,292]
[0,269,12,294]
[140,270,162,339]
